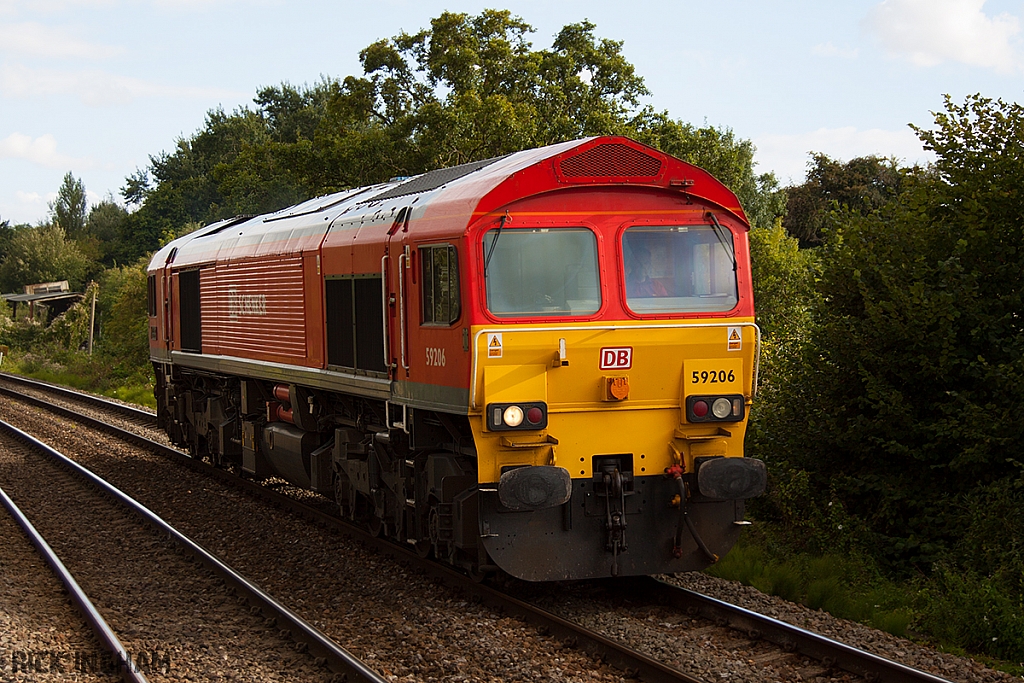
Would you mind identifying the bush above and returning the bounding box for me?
[919,565,1024,661]
[96,259,150,376]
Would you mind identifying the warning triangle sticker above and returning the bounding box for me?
[490,337,501,347]
[729,329,741,341]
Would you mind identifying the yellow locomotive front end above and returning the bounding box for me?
[469,321,763,580]
[466,201,766,581]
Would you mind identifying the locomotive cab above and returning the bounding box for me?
[464,167,765,579]
[149,135,765,582]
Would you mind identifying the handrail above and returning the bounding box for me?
[380,254,390,373]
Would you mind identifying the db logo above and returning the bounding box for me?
[600,347,633,370]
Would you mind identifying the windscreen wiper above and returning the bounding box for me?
[707,211,737,272]
[483,211,510,277]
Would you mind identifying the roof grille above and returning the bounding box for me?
[363,154,510,203]
[559,143,662,178]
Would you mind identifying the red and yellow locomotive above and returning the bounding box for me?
[148,136,765,580]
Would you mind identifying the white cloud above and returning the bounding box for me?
[0,21,122,59]
[865,0,1022,72]
[0,0,114,14]
[754,126,935,185]
[3,190,57,224]
[0,132,86,169]
[14,190,54,206]
[812,42,859,59]
[0,63,246,106]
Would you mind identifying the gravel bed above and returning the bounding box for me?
[0,396,628,683]
[513,556,1018,683]
[519,580,859,683]
[3,385,1015,683]
[0,428,337,683]
[663,573,1015,683]
[0,504,117,682]
[0,377,168,448]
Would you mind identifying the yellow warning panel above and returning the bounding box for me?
[682,359,744,398]
[727,326,743,351]
[487,332,503,358]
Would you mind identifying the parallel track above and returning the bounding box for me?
[0,483,148,683]
[0,373,956,683]
[0,414,386,683]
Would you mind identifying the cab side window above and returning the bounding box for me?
[421,244,460,325]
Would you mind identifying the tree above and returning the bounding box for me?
[0,225,90,292]
[638,119,785,229]
[783,153,904,247]
[117,10,786,260]
[97,259,150,375]
[783,95,1024,568]
[50,172,88,240]
[78,198,128,267]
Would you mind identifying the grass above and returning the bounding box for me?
[709,529,1024,677]
[2,349,156,409]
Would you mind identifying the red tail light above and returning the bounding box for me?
[686,394,744,423]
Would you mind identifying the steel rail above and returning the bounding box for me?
[0,484,149,683]
[0,372,157,426]
[0,417,387,683]
[622,577,955,683]
[2,379,962,683]
[0,381,706,683]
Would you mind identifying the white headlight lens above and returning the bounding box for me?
[503,405,525,427]
[712,397,732,419]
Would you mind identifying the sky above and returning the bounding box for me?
[1,0,1023,226]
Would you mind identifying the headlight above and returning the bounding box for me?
[487,402,548,431]
[503,405,524,427]
[686,394,745,423]
[712,397,732,419]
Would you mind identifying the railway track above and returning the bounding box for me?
[0,373,968,683]
[0,485,125,682]
[0,414,384,683]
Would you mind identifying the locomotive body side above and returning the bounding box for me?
[148,136,765,581]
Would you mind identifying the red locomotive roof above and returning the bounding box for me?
[149,136,748,273]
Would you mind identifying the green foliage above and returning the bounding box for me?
[737,95,1024,666]
[783,153,904,247]
[788,96,1024,570]
[50,172,88,240]
[950,476,1024,593]
[2,348,155,409]
[42,281,96,350]
[707,539,911,637]
[918,565,1024,661]
[0,224,90,292]
[80,198,129,267]
[115,11,786,263]
[0,260,155,406]
[96,259,150,375]
[0,219,21,263]
[747,219,815,340]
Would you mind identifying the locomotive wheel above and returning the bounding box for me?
[414,537,432,559]
[468,565,490,583]
[367,514,383,537]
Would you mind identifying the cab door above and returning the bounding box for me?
[385,207,412,380]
